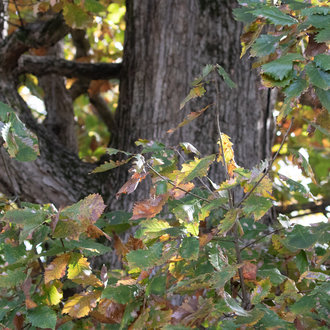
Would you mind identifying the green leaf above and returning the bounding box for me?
[85,0,105,13]
[279,174,308,194]
[0,101,14,119]
[314,54,330,71]
[251,34,281,57]
[146,274,167,296]
[295,250,308,274]
[107,148,132,156]
[251,7,298,26]
[224,293,249,316]
[305,62,330,90]
[283,225,319,250]
[233,7,257,24]
[251,278,272,304]
[102,285,139,304]
[180,85,206,109]
[179,236,199,260]
[126,242,163,269]
[262,54,304,80]
[216,64,237,89]
[290,295,315,314]
[307,14,330,29]
[257,268,286,285]
[63,3,91,28]
[299,271,330,282]
[243,195,273,221]
[0,268,26,288]
[283,77,308,99]
[26,306,57,330]
[315,87,330,112]
[315,28,330,43]
[211,266,237,289]
[219,209,239,235]
[91,158,132,173]
[178,155,215,184]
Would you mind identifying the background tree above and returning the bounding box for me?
[0,0,274,210]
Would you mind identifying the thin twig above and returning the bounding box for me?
[214,75,234,208]
[240,228,284,251]
[174,146,217,197]
[236,117,295,208]
[233,223,250,309]
[147,163,228,210]
[13,0,24,28]
[0,146,21,207]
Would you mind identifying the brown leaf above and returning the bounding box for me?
[116,172,148,198]
[125,236,145,251]
[305,34,328,57]
[242,262,257,281]
[169,182,195,200]
[131,194,168,220]
[44,253,70,284]
[62,291,101,318]
[86,224,111,241]
[100,264,108,284]
[90,299,125,324]
[22,277,37,309]
[13,312,24,330]
[78,194,106,224]
[113,232,129,257]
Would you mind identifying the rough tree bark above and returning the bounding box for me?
[0,1,274,212]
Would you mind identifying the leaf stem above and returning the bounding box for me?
[236,117,294,208]
[233,222,250,309]
[147,163,228,209]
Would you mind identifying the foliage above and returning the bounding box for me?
[0,0,329,329]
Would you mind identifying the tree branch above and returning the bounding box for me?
[0,12,69,70]
[17,55,122,80]
[275,199,330,217]
[236,117,295,208]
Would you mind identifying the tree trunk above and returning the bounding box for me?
[0,1,274,212]
[116,0,274,176]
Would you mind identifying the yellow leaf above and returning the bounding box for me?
[44,253,70,284]
[71,273,103,287]
[217,134,239,176]
[67,254,90,279]
[62,291,101,318]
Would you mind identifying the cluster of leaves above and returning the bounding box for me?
[236,0,330,220]
[0,133,329,328]
[0,101,39,161]
[0,0,329,329]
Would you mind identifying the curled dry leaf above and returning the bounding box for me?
[131,194,169,220]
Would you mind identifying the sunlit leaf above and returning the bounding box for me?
[180,85,206,110]
[251,7,298,26]
[299,271,330,282]
[218,209,240,235]
[44,253,70,284]
[262,54,304,80]
[167,104,212,133]
[243,195,273,221]
[62,291,101,318]
[251,278,272,304]
[102,285,139,304]
[131,194,168,220]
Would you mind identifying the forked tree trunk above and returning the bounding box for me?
[0,1,274,213]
